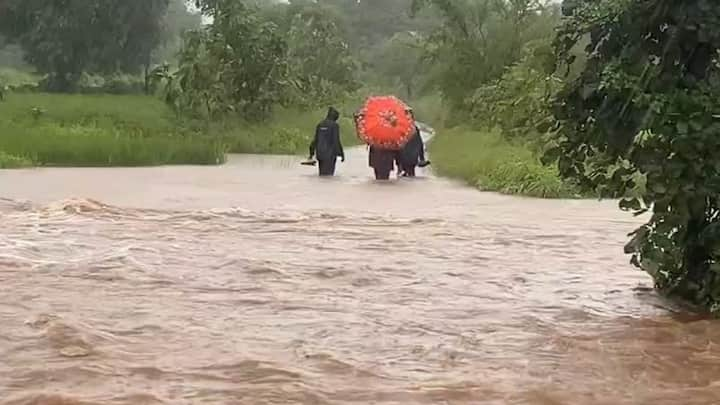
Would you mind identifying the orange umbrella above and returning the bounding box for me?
[355,96,415,149]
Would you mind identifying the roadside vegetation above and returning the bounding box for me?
[405,1,581,198]
[0,92,360,166]
[0,92,224,167]
[0,0,579,196]
[406,0,720,312]
[430,128,580,198]
[417,0,720,313]
[0,0,368,167]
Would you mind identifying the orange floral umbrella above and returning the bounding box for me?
[355,96,415,149]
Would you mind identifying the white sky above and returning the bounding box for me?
[187,0,293,24]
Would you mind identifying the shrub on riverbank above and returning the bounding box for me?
[429,128,582,199]
[0,93,360,167]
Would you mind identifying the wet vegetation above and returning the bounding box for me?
[0,0,563,178]
[548,1,720,313]
[0,93,359,166]
[431,128,581,198]
[407,0,575,196]
[0,93,224,166]
[421,0,720,313]
[0,0,436,167]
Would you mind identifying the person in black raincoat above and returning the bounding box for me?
[353,110,399,180]
[309,107,345,176]
[397,124,425,177]
[368,146,398,180]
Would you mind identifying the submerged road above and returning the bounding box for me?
[1,137,717,405]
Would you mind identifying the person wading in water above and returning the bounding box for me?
[397,123,426,177]
[309,107,345,176]
[353,110,399,180]
[368,146,398,180]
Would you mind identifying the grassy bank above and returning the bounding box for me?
[0,93,225,166]
[429,127,582,198]
[217,106,359,155]
[0,92,361,167]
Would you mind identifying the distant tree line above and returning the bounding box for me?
[0,0,200,92]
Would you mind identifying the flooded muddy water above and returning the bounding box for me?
[1,144,719,404]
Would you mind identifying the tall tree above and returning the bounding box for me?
[283,2,359,106]
[410,0,548,110]
[369,31,425,99]
[549,0,720,312]
[155,0,204,66]
[0,0,170,91]
[0,36,26,70]
[166,0,287,119]
[320,0,437,49]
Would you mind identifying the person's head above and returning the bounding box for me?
[326,106,340,122]
[407,108,415,120]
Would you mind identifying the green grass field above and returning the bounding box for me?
[0,93,223,166]
[0,92,362,167]
[429,127,582,198]
[215,105,359,156]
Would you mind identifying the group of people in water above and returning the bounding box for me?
[307,106,427,180]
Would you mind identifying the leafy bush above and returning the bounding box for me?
[410,0,561,112]
[283,3,360,107]
[157,1,288,120]
[549,0,720,311]
[469,40,561,142]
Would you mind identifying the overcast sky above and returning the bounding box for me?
[188,0,291,24]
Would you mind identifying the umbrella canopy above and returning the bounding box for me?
[355,96,415,149]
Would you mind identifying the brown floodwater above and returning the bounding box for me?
[1,145,719,405]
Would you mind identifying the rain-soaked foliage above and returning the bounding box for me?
[0,0,170,92]
[409,0,559,112]
[155,0,360,119]
[548,0,720,312]
[157,0,288,119]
